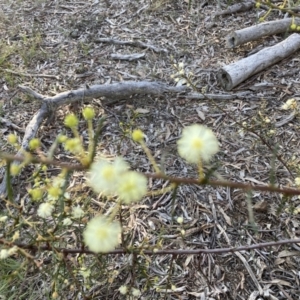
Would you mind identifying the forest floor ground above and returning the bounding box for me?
[0,0,300,299]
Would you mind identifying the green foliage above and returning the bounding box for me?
[19,33,47,67]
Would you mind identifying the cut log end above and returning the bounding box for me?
[217,70,233,91]
[226,34,237,48]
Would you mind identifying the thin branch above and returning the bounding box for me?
[0,117,24,132]
[18,85,45,101]
[1,68,60,80]
[1,151,300,196]
[110,53,145,61]
[261,0,300,17]
[94,37,168,53]
[2,238,299,256]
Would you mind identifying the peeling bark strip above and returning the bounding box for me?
[0,81,186,197]
[225,18,300,48]
[218,33,300,91]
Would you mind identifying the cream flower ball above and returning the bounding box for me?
[88,157,129,195]
[83,216,121,253]
[72,206,84,218]
[37,202,55,218]
[117,171,148,204]
[177,124,219,163]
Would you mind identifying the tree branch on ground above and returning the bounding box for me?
[0,81,187,197]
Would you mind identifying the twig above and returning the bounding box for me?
[2,238,299,255]
[275,111,296,127]
[1,68,60,80]
[94,37,168,54]
[261,0,300,17]
[0,117,24,132]
[217,223,263,294]
[110,52,145,61]
[186,91,258,100]
[18,85,45,101]
[1,151,300,196]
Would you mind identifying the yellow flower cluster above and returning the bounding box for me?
[170,62,185,83]
[64,138,82,155]
[7,134,18,145]
[0,216,8,222]
[117,285,141,297]
[0,246,18,260]
[10,164,21,176]
[290,23,300,31]
[132,129,144,143]
[72,206,84,218]
[88,157,147,204]
[29,188,43,201]
[82,106,95,120]
[84,156,149,253]
[281,98,298,110]
[83,215,121,253]
[177,124,219,164]
[37,202,54,218]
[64,114,79,128]
[29,138,41,150]
[119,285,128,295]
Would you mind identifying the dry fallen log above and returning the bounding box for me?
[0,81,186,198]
[186,91,260,101]
[214,1,254,17]
[18,81,185,107]
[226,17,300,48]
[110,53,145,61]
[218,33,300,91]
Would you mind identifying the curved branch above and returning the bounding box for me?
[0,81,187,198]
